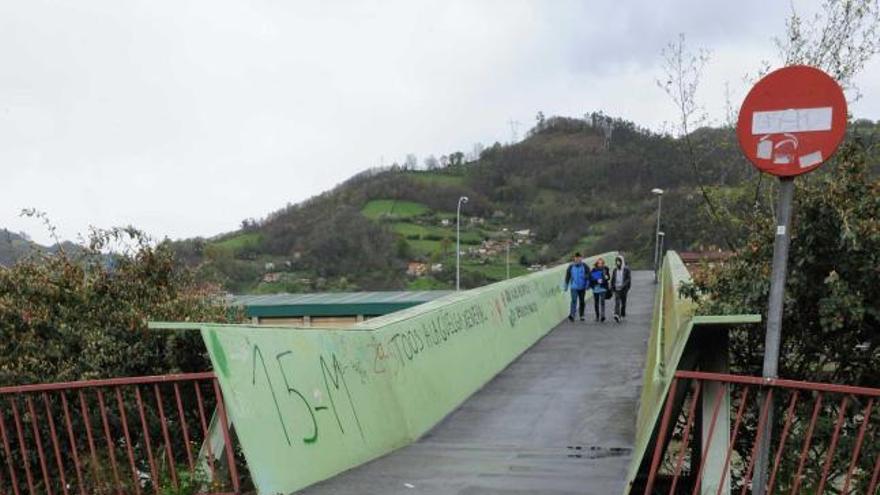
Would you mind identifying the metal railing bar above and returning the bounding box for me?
[24,396,53,495]
[0,373,217,395]
[41,393,68,495]
[643,377,679,494]
[739,389,774,495]
[675,370,880,397]
[154,384,178,489]
[767,390,800,495]
[669,380,702,494]
[790,392,824,495]
[59,393,86,495]
[815,396,849,495]
[0,410,20,495]
[841,398,874,494]
[114,387,141,495]
[715,386,751,495]
[689,382,727,495]
[213,379,240,493]
[173,383,195,473]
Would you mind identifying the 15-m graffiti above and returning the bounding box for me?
[251,344,364,446]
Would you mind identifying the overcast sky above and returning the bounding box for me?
[2,1,879,244]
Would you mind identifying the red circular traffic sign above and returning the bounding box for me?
[737,65,847,177]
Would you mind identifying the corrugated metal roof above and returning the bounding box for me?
[231,291,454,318]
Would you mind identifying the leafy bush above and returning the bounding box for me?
[687,141,880,386]
[0,222,240,385]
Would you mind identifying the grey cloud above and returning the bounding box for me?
[0,0,876,244]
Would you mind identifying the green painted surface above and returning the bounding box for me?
[155,252,617,494]
[622,253,761,493]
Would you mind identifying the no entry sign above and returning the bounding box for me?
[739,66,848,490]
[737,65,847,177]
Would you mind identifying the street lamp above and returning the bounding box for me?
[651,188,664,283]
[456,196,469,291]
[506,237,511,279]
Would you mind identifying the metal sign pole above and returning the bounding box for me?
[751,176,795,494]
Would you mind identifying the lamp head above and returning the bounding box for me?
[651,188,664,195]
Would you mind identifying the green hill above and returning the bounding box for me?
[0,230,83,267]
[11,114,871,292]
[0,230,36,267]
[172,114,764,293]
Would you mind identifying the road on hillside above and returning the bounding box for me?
[302,271,655,495]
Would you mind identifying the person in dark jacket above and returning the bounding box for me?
[564,252,588,321]
[611,255,632,323]
[589,258,611,322]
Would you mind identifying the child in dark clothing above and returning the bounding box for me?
[589,258,611,322]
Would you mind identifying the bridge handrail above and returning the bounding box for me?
[630,252,694,474]
[624,251,760,493]
[0,371,239,495]
[641,370,880,494]
[0,371,217,394]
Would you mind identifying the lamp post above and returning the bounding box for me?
[456,196,469,291]
[651,188,664,283]
[506,238,511,279]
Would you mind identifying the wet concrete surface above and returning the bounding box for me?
[302,271,654,495]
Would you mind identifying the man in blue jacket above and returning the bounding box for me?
[564,252,588,322]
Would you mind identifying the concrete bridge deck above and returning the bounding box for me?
[302,271,654,495]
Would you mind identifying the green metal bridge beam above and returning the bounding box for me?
[623,251,761,494]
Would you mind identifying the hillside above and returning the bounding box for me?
[171,115,759,293]
[0,230,81,267]
[8,115,874,293]
[0,230,35,266]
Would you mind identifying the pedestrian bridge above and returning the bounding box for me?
[301,268,654,494]
[148,250,762,494]
[3,251,878,495]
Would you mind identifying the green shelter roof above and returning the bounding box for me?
[231,290,455,318]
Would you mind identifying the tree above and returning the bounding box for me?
[775,0,880,100]
[535,111,546,133]
[240,218,259,231]
[424,155,439,170]
[683,141,880,489]
[470,143,485,162]
[656,33,735,249]
[689,142,879,385]
[448,151,465,167]
[0,222,240,385]
[404,153,418,170]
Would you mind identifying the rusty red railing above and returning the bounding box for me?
[0,372,240,495]
[642,370,880,494]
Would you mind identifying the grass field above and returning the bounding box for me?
[393,222,482,244]
[362,199,430,219]
[408,239,446,257]
[211,232,262,254]
[406,172,466,187]
[391,222,431,237]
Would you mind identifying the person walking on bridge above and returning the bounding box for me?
[589,258,610,322]
[564,252,588,322]
[611,255,631,323]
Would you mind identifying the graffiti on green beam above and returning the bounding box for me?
[250,341,364,446]
[319,353,365,440]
